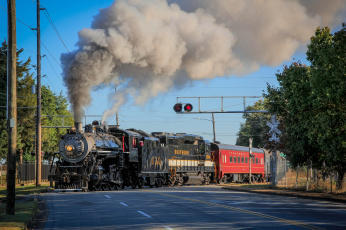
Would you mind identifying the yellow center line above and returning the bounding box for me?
[144,190,325,230]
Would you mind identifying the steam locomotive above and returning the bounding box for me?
[54,121,215,190]
[54,122,265,191]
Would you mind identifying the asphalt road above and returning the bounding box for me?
[40,185,346,230]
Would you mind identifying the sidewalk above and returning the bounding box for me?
[221,184,346,203]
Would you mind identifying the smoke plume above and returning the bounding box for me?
[61,0,345,122]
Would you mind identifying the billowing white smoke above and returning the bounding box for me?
[61,0,345,122]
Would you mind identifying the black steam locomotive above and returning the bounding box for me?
[54,122,214,191]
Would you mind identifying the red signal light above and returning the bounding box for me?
[184,103,193,112]
[173,103,183,112]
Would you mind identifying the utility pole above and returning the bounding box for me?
[35,0,42,186]
[212,113,216,142]
[249,137,253,184]
[116,112,119,126]
[6,0,17,215]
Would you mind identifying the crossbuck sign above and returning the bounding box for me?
[267,117,281,142]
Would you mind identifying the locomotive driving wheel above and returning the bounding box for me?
[102,184,110,191]
[115,183,122,190]
[94,184,102,191]
[138,178,145,188]
[109,183,116,190]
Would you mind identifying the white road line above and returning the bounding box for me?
[137,211,152,218]
[164,226,173,230]
[105,195,111,199]
[120,202,128,206]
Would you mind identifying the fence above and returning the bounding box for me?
[270,159,345,193]
[0,161,56,186]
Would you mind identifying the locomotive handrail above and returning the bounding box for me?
[95,150,120,155]
[59,165,83,168]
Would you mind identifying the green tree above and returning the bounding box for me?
[0,41,74,161]
[41,86,73,159]
[0,41,36,160]
[265,62,320,168]
[264,24,346,189]
[236,100,271,148]
[306,24,346,189]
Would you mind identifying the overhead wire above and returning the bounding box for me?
[0,4,33,30]
[43,55,63,82]
[30,0,70,53]
[1,2,65,94]
[42,9,70,53]
[0,3,60,65]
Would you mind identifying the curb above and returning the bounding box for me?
[221,186,346,203]
[27,195,49,230]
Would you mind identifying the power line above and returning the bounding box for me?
[43,55,63,83]
[0,4,60,65]
[43,9,70,52]
[0,4,34,29]
[30,0,70,52]
[0,37,36,53]
[30,30,60,66]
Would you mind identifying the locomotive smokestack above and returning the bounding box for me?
[75,122,83,133]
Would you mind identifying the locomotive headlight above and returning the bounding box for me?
[65,145,74,152]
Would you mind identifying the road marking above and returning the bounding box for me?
[105,195,111,199]
[120,202,128,207]
[144,190,325,230]
[137,211,152,218]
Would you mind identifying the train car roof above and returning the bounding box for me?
[211,143,264,154]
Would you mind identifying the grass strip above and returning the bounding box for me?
[0,183,50,199]
[0,199,37,229]
[0,183,50,229]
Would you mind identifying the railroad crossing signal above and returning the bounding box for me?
[174,103,193,113]
[184,103,193,112]
[173,103,183,112]
[267,115,281,142]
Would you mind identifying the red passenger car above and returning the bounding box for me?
[211,143,265,183]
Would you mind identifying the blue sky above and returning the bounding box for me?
[0,0,344,145]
